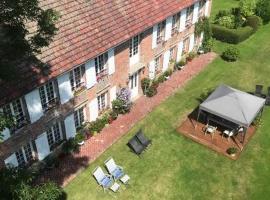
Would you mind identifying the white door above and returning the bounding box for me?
[129,72,139,100]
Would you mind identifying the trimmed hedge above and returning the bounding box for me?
[211,24,254,44]
[246,15,262,32]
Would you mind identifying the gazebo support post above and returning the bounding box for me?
[241,127,248,150]
[194,108,201,132]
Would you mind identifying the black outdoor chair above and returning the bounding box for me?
[255,85,265,98]
[136,129,152,148]
[266,87,270,105]
[127,137,145,155]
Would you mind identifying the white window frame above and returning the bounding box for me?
[2,98,27,131]
[182,37,190,55]
[172,13,180,34]
[186,5,194,26]
[199,0,206,17]
[129,35,140,57]
[39,81,57,111]
[74,106,85,129]
[157,21,166,43]
[95,52,108,77]
[169,46,177,61]
[15,142,34,167]
[69,65,85,91]
[46,122,63,150]
[130,72,138,90]
[154,55,162,73]
[97,92,108,112]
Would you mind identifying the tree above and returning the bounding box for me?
[256,0,270,23]
[0,112,14,142]
[0,0,59,81]
[0,167,66,200]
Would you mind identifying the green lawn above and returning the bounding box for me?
[65,1,270,199]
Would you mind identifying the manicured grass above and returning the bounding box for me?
[65,1,270,199]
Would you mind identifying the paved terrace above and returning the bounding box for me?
[38,52,217,187]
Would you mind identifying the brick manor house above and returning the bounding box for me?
[0,0,212,168]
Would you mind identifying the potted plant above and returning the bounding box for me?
[75,133,85,145]
[227,147,238,157]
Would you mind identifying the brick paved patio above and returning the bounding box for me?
[38,52,217,187]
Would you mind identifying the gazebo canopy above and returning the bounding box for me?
[199,85,266,127]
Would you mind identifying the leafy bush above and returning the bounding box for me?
[214,10,232,22]
[75,133,85,144]
[227,147,238,155]
[87,115,109,134]
[108,110,118,121]
[62,138,79,155]
[145,85,157,97]
[221,46,240,62]
[211,24,254,44]
[156,74,166,83]
[186,52,197,62]
[256,0,270,23]
[239,0,256,17]
[163,69,173,77]
[141,78,151,94]
[112,88,132,114]
[175,59,186,70]
[201,38,214,53]
[215,15,236,29]
[246,15,262,32]
[43,154,60,169]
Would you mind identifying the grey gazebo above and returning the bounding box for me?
[197,84,265,143]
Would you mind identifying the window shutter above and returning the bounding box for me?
[149,60,155,80]
[64,113,76,139]
[35,132,50,160]
[193,2,200,24]
[4,153,18,168]
[177,41,184,62]
[25,89,43,123]
[162,51,170,72]
[205,0,210,16]
[1,128,11,141]
[57,73,74,104]
[179,9,187,32]
[152,25,158,49]
[85,59,97,89]
[109,86,117,107]
[108,48,115,75]
[165,16,173,41]
[189,33,195,52]
[89,98,98,121]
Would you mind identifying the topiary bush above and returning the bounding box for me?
[211,24,254,44]
[221,46,240,62]
[246,15,262,32]
[141,78,151,94]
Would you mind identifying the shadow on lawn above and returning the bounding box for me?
[37,154,90,186]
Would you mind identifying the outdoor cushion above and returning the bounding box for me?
[127,137,145,155]
[100,176,113,188]
[136,130,152,148]
[111,168,124,179]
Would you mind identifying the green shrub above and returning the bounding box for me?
[43,154,60,169]
[221,46,240,62]
[246,15,262,32]
[202,38,214,52]
[227,147,238,155]
[75,133,85,144]
[108,110,118,121]
[211,24,254,44]
[88,116,108,134]
[215,15,236,29]
[141,78,151,94]
[186,52,197,61]
[239,0,256,17]
[156,74,166,83]
[62,138,79,155]
[256,0,270,23]
[163,69,173,77]
[145,85,157,97]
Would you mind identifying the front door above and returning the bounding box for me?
[129,72,139,100]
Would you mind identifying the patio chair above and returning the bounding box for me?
[93,166,118,192]
[104,157,125,180]
[135,129,152,148]
[255,85,265,98]
[127,137,145,155]
[266,87,270,105]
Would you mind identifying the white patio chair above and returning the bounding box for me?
[92,166,117,192]
[104,157,125,180]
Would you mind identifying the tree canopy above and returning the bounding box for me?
[0,0,59,81]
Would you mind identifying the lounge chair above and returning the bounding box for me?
[255,85,265,98]
[127,137,145,155]
[104,157,125,180]
[266,87,270,105]
[136,129,152,148]
[93,166,117,192]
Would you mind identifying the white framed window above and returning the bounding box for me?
[95,52,108,76]
[130,73,138,89]
[74,106,85,129]
[46,122,62,150]
[199,0,206,17]
[15,142,34,167]
[69,65,85,91]
[182,37,190,55]
[39,81,57,111]
[172,13,180,33]
[186,5,194,26]
[97,92,108,112]
[157,21,166,43]
[2,98,27,130]
[154,55,162,73]
[169,46,177,60]
[129,35,139,57]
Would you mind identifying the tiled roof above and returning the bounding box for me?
[0,0,195,105]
